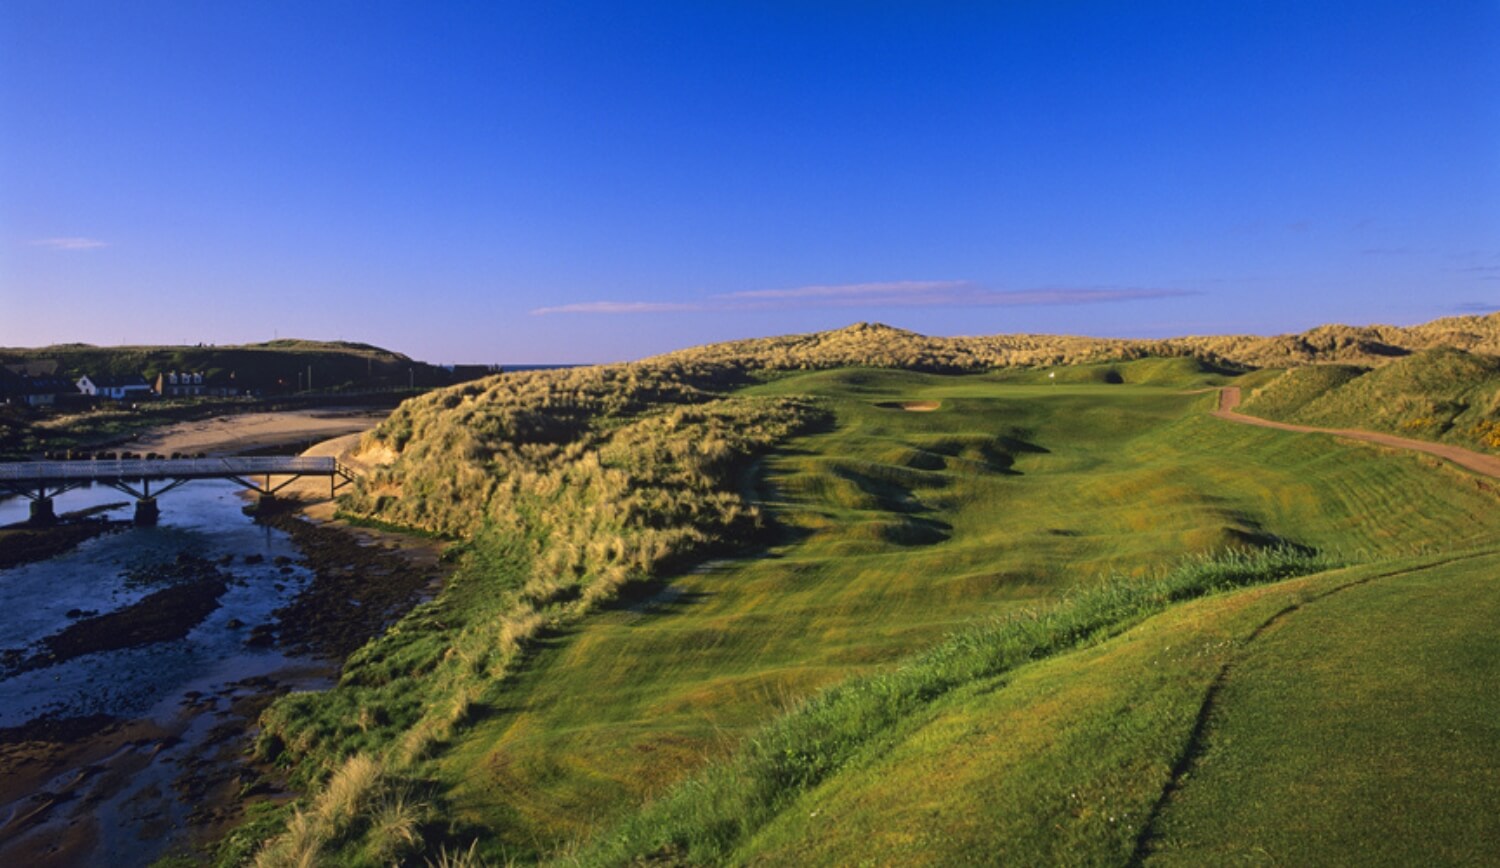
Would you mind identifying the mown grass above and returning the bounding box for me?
[568,546,1336,865]
[983,355,1249,387]
[1145,549,1500,865]
[717,548,1500,865]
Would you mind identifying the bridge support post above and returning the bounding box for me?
[134,498,160,526]
[28,497,57,526]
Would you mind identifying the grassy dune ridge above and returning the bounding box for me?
[259,394,827,768]
[230,318,1500,865]
[1241,347,1500,452]
[652,313,1500,371]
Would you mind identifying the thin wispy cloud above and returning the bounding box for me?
[531,282,1196,315]
[531,300,703,315]
[27,237,109,250]
[1453,301,1498,313]
[1452,265,1500,279]
[726,280,970,300]
[961,288,1197,306]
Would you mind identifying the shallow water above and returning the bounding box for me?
[0,482,317,726]
[0,481,329,864]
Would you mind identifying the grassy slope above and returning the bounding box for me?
[423,364,1500,862]
[1146,549,1500,865]
[729,550,1500,866]
[1233,363,1367,418]
[1240,348,1500,453]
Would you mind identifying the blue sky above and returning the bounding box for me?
[2,1,1497,363]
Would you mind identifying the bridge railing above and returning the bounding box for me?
[0,456,343,482]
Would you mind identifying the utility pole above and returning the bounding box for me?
[308,365,313,392]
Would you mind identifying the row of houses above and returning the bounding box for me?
[1,366,244,407]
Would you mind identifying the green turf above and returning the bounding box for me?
[1143,549,1500,865]
[412,368,1500,862]
[720,550,1500,866]
[980,355,1247,387]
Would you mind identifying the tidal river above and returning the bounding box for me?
[0,481,331,866]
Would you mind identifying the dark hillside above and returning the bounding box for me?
[0,339,452,393]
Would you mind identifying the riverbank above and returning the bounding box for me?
[0,408,449,866]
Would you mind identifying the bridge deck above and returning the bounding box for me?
[0,456,351,485]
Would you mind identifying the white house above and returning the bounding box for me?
[77,373,154,400]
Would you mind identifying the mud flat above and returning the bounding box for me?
[0,517,127,570]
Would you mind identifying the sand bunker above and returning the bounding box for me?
[876,401,940,412]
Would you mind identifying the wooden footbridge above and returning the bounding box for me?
[0,457,360,524]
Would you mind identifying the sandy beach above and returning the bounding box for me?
[128,408,390,456]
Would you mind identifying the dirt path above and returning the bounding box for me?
[1212,387,1500,480]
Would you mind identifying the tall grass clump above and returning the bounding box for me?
[252,753,430,868]
[570,546,1336,866]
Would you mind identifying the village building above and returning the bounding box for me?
[77,373,154,400]
[2,375,77,406]
[2,364,80,406]
[155,370,206,397]
[157,369,246,397]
